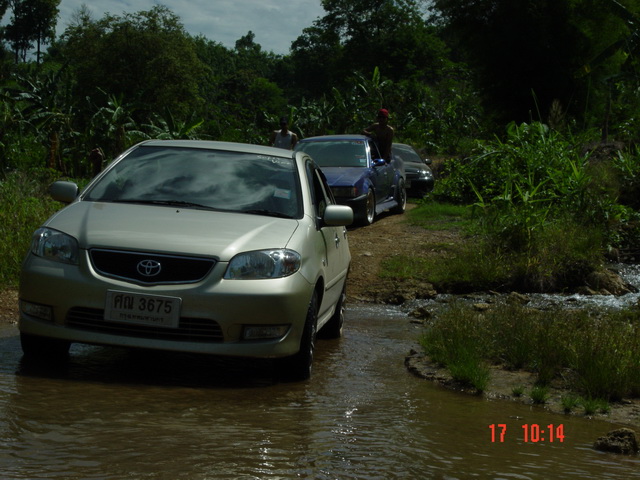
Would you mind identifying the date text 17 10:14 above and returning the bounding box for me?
[489,424,565,443]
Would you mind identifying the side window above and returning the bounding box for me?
[312,171,328,218]
[368,139,383,161]
[317,168,336,205]
[307,160,337,221]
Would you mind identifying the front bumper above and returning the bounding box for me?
[19,253,315,358]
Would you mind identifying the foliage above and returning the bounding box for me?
[429,0,626,125]
[56,6,205,123]
[0,169,63,285]
[4,0,60,63]
[431,122,640,285]
[420,301,640,401]
[419,302,491,392]
[383,199,604,293]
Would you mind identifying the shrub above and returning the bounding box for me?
[0,169,63,286]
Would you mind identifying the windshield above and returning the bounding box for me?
[392,145,423,164]
[84,146,302,219]
[296,140,368,168]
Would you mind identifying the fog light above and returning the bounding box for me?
[20,301,53,322]
[242,325,290,340]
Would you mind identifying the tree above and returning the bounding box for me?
[429,0,637,125]
[291,0,451,98]
[56,6,205,123]
[5,0,60,63]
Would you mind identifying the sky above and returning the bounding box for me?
[6,0,327,55]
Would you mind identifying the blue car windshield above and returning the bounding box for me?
[296,140,368,168]
[84,146,302,219]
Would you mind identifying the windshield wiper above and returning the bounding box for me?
[242,209,294,219]
[111,199,218,210]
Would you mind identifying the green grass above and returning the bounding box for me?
[419,301,640,403]
[381,200,605,294]
[561,394,581,413]
[0,170,66,287]
[406,200,474,230]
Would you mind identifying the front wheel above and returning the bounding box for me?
[359,189,376,226]
[319,283,346,339]
[391,178,407,214]
[278,291,318,381]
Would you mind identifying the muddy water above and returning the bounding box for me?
[0,304,639,479]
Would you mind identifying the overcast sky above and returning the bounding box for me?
[7,0,327,55]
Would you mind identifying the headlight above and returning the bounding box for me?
[331,186,358,198]
[30,227,79,265]
[224,249,301,279]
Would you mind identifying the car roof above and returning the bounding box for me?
[298,134,369,142]
[392,143,416,150]
[137,139,294,158]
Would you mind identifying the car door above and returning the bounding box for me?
[307,161,349,316]
[368,139,393,201]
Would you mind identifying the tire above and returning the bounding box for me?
[359,189,376,226]
[20,333,70,360]
[391,178,407,214]
[279,291,318,381]
[319,283,346,339]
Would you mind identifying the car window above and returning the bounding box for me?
[369,139,383,160]
[84,146,302,218]
[307,161,334,219]
[296,140,368,168]
[392,145,422,164]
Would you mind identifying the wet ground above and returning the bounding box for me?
[1,304,639,479]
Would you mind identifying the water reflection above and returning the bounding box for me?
[0,305,639,479]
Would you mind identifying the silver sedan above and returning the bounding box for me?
[19,140,353,380]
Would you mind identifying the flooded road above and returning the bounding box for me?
[1,304,639,479]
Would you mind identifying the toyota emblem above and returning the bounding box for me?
[137,259,162,277]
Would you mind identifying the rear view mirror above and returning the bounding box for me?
[49,181,79,203]
[324,205,353,226]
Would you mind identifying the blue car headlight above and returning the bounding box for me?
[30,227,79,265]
[331,186,358,198]
[224,249,301,279]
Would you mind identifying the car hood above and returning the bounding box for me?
[320,167,368,186]
[403,161,429,171]
[44,202,299,261]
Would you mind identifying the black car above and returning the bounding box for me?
[391,143,434,198]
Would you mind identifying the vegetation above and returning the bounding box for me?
[419,301,640,406]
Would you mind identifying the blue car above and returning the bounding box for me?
[295,135,406,225]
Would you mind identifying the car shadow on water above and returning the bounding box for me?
[14,343,282,389]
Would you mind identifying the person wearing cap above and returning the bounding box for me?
[363,108,394,162]
[270,117,299,150]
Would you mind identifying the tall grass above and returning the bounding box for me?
[382,200,603,293]
[0,170,63,286]
[432,122,640,282]
[419,301,640,402]
[419,302,490,392]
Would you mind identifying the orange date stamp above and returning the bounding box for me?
[489,423,565,443]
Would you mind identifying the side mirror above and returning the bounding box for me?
[49,181,79,203]
[323,205,353,226]
[372,158,386,167]
[424,158,433,165]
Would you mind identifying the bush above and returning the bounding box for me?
[419,301,640,402]
[0,170,63,286]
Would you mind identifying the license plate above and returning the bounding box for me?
[104,290,181,328]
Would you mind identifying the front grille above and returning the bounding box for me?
[90,249,216,285]
[66,307,224,342]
